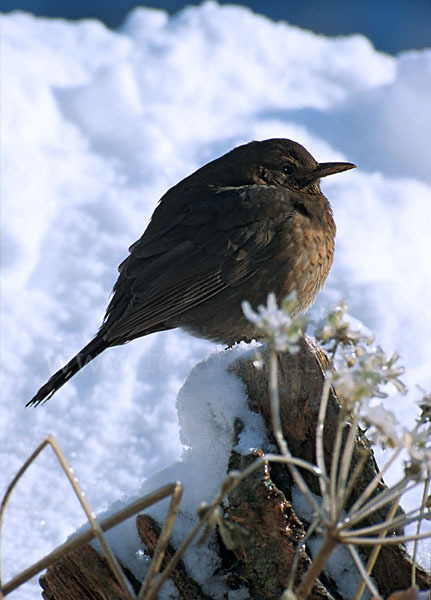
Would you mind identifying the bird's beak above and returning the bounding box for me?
[311,161,356,181]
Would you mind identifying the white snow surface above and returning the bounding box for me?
[1,2,430,598]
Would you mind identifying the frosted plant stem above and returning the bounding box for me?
[340,510,431,543]
[2,485,180,596]
[340,509,429,538]
[347,445,403,517]
[268,349,320,515]
[315,378,330,498]
[342,529,431,546]
[411,476,430,586]
[0,435,180,597]
[227,455,322,514]
[343,448,370,506]
[148,467,261,599]
[348,544,382,599]
[349,418,422,519]
[329,416,345,522]
[353,497,400,600]
[285,517,320,592]
[269,349,289,456]
[295,533,338,600]
[0,437,51,583]
[39,438,136,600]
[342,448,370,508]
[1,436,179,598]
[336,408,360,514]
[146,519,204,600]
[147,472,243,599]
[345,476,414,529]
[139,482,183,600]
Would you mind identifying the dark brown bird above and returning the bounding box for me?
[27,138,355,406]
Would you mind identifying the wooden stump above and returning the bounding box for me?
[40,338,430,599]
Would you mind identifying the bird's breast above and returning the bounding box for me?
[278,209,335,313]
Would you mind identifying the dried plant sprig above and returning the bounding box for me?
[417,393,431,422]
[148,449,326,599]
[353,496,401,600]
[411,477,431,586]
[0,435,184,599]
[402,427,431,481]
[139,482,183,600]
[242,291,307,353]
[242,295,430,599]
[315,300,374,357]
[348,543,381,598]
[330,344,407,408]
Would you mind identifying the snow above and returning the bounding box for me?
[1,2,430,598]
[86,343,267,598]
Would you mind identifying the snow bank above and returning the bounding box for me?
[1,3,430,597]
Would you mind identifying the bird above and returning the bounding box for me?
[27,138,355,406]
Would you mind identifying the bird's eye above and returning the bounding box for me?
[282,164,294,176]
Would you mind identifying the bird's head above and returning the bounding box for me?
[203,138,356,193]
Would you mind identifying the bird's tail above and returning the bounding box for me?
[26,335,109,407]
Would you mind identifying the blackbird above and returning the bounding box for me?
[27,138,355,406]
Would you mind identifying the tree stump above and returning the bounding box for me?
[40,338,430,599]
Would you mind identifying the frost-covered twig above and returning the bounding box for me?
[411,477,430,586]
[348,543,381,599]
[316,377,331,498]
[352,492,399,600]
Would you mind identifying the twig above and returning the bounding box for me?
[0,435,182,597]
[139,482,183,600]
[268,349,321,515]
[329,416,346,522]
[353,497,400,600]
[269,350,289,456]
[336,408,360,515]
[294,533,338,600]
[345,476,419,529]
[284,517,320,593]
[315,378,331,499]
[340,508,429,539]
[348,543,381,599]
[342,530,431,546]
[342,448,370,509]
[411,476,430,586]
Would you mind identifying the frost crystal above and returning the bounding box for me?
[360,404,399,448]
[242,292,306,352]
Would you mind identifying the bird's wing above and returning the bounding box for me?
[102,185,293,343]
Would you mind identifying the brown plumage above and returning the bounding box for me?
[27,138,355,406]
